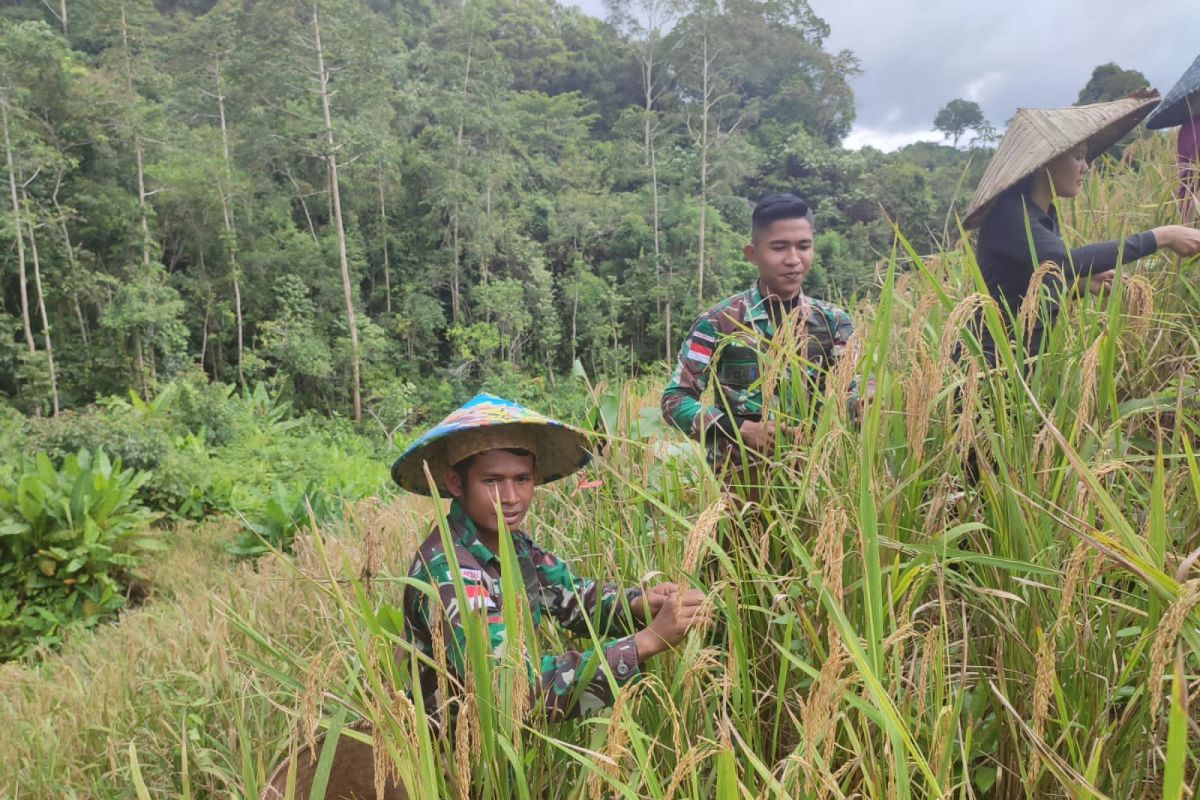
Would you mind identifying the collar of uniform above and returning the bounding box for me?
[446,498,534,568]
[747,280,807,325]
[746,281,770,323]
[446,498,501,568]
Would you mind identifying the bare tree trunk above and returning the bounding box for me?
[696,34,710,306]
[378,162,391,314]
[118,1,151,269]
[2,101,36,355]
[73,293,89,349]
[200,297,211,375]
[639,38,669,358]
[51,171,90,351]
[448,40,473,323]
[570,286,579,365]
[313,1,362,424]
[37,0,68,36]
[284,167,319,242]
[214,55,245,387]
[118,0,154,397]
[133,328,147,397]
[25,199,60,415]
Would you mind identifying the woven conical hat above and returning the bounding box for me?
[963,91,1160,229]
[391,393,592,495]
[1146,54,1200,129]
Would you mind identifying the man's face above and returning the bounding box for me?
[444,449,536,538]
[744,217,815,301]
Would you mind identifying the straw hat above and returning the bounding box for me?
[390,393,592,495]
[1146,54,1200,130]
[963,90,1160,229]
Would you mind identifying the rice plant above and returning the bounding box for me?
[3,134,1199,799]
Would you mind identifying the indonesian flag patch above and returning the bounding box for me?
[687,339,714,365]
[465,584,497,611]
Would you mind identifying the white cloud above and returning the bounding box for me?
[843,126,939,152]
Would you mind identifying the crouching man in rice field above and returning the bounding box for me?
[264,393,706,800]
[392,393,706,721]
[661,193,867,494]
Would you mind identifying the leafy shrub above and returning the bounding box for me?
[0,450,163,659]
[23,405,174,475]
[225,481,341,559]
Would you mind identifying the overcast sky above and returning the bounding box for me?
[566,0,1200,151]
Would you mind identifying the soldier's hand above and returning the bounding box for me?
[631,582,678,621]
[738,419,777,451]
[634,589,708,659]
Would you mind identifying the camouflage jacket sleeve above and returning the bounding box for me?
[661,317,726,440]
[529,541,645,638]
[410,554,641,721]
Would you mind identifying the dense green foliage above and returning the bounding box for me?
[3,138,1199,798]
[0,375,395,656]
[0,0,990,423]
[0,448,160,658]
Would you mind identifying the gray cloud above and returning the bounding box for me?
[568,0,1199,149]
[815,0,1200,147]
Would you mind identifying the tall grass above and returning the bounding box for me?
[3,133,1200,798]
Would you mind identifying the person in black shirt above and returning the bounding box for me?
[964,96,1200,362]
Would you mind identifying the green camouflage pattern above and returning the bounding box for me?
[661,281,855,464]
[401,500,644,721]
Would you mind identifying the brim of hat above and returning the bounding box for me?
[391,421,592,496]
[1145,91,1200,130]
[963,94,1160,229]
[1146,57,1200,129]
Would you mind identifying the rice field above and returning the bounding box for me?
[3,134,1200,799]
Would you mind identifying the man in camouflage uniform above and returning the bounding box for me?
[395,394,706,722]
[662,193,860,473]
[262,396,705,800]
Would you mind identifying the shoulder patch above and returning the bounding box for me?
[687,339,714,365]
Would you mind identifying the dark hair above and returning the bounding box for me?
[452,447,536,485]
[751,192,813,237]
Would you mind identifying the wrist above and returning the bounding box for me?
[1151,226,1172,250]
[634,628,667,661]
[629,594,645,621]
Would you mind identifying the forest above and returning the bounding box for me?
[0,0,996,428]
[6,0,1200,797]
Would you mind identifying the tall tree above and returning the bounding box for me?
[1076,63,1149,105]
[606,0,679,358]
[933,98,987,149]
[1,100,35,357]
[310,0,362,423]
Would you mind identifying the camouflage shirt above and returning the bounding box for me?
[401,500,644,721]
[661,281,854,462]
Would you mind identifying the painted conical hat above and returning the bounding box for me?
[1146,54,1200,129]
[963,91,1160,229]
[390,393,591,495]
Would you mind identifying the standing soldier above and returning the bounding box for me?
[661,193,862,487]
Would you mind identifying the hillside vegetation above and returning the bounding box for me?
[3,135,1200,798]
